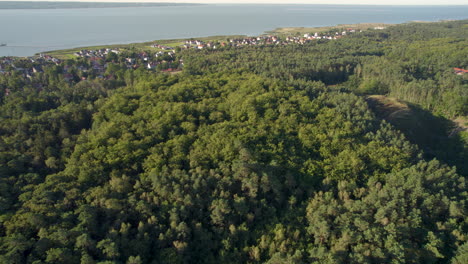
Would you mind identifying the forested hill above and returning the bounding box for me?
[0,20,467,263]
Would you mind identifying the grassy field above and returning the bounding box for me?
[366,95,411,123]
[368,95,468,132]
[453,116,468,130]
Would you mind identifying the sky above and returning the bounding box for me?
[0,0,467,5]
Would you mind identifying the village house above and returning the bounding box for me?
[454,68,468,75]
[0,26,364,85]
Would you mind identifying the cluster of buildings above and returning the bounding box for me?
[0,54,94,84]
[0,57,14,74]
[1,46,181,86]
[281,30,356,44]
[181,40,219,49]
[157,29,360,50]
[73,48,180,71]
[227,30,360,46]
[151,44,173,50]
[0,54,62,77]
[74,48,121,58]
[0,28,370,84]
[225,35,281,47]
[37,54,62,65]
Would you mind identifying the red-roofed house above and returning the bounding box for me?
[454,68,468,75]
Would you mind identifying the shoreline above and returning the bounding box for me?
[37,22,395,59]
[2,19,461,59]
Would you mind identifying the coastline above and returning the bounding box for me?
[2,2,467,58]
[38,22,395,59]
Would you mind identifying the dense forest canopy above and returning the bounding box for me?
[0,20,467,263]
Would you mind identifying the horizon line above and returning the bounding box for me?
[0,0,468,6]
[0,1,468,6]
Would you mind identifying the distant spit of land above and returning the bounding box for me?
[268,23,393,35]
[0,1,201,9]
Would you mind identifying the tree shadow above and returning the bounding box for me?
[367,96,467,176]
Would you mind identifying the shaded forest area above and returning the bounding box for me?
[0,20,467,263]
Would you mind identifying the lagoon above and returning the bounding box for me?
[1,4,467,57]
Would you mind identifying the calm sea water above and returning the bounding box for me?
[0,4,467,57]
